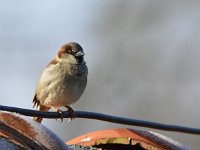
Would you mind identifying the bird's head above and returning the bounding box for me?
[56,42,85,64]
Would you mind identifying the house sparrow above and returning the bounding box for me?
[33,42,88,123]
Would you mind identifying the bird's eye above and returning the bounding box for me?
[67,49,76,55]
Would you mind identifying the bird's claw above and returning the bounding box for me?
[54,106,75,123]
[65,106,75,123]
[56,109,64,122]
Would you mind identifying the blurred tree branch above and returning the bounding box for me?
[0,105,199,135]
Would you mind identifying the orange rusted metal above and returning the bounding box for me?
[67,128,189,150]
[0,111,68,150]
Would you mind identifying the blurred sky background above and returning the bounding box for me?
[0,0,200,149]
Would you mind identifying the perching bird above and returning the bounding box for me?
[33,42,88,123]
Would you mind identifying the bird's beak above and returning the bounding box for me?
[75,51,85,57]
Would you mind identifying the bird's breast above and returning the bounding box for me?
[37,62,87,107]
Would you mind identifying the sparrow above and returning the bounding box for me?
[33,42,88,123]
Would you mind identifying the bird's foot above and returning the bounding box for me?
[51,106,75,123]
[51,107,64,122]
[56,109,64,122]
[65,106,75,123]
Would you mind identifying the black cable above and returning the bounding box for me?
[0,105,199,135]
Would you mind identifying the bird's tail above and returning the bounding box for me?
[33,105,49,123]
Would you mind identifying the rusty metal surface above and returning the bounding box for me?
[130,128,190,150]
[0,111,68,150]
[67,128,190,150]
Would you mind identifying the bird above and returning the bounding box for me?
[33,42,88,123]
